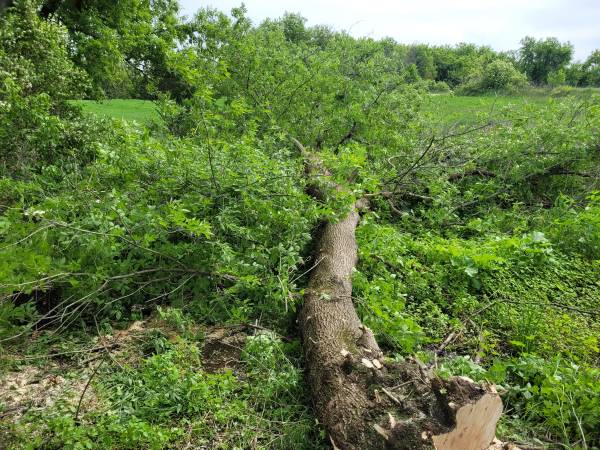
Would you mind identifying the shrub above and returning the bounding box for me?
[0,0,99,177]
[547,68,567,87]
[550,192,600,260]
[458,59,527,94]
[426,80,452,93]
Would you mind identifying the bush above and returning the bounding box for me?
[0,0,89,102]
[0,0,99,177]
[550,192,600,260]
[547,68,567,87]
[0,80,103,176]
[425,80,452,93]
[458,59,527,94]
[550,85,576,97]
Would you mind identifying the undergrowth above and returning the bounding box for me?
[1,319,323,449]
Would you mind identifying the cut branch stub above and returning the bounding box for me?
[431,380,503,450]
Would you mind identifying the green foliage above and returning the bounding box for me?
[4,331,322,449]
[0,79,103,176]
[406,45,437,80]
[1,3,599,449]
[0,0,103,176]
[356,217,599,362]
[518,36,574,85]
[0,117,320,332]
[424,80,451,93]
[0,0,90,102]
[547,68,567,87]
[32,0,187,98]
[458,59,527,94]
[581,50,600,86]
[550,192,600,259]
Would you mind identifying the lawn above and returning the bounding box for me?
[422,87,600,127]
[72,89,597,128]
[421,93,549,126]
[71,99,159,123]
[76,95,531,127]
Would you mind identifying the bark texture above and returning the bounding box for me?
[299,201,503,449]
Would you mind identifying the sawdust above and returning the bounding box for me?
[0,321,252,427]
[0,364,96,422]
[0,321,149,423]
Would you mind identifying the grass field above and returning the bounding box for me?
[422,87,600,126]
[73,88,597,127]
[71,99,159,123]
[421,94,548,125]
[76,96,536,125]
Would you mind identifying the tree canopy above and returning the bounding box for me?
[518,36,574,85]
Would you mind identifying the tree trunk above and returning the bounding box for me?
[299,201,503,449]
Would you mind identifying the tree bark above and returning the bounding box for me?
[299,195,503,449]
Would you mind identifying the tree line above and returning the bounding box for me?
[1,1,597,100]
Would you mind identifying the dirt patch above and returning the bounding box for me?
[0,364,97,422]
[201,327,248,374]
[0,322,253,425]
[0,322,150,424]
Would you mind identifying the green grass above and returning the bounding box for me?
[74,88,598,128]
[422,87,600,126]
[421,93,549,126]
[71,99,159,123]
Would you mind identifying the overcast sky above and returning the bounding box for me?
[178,0,599,61]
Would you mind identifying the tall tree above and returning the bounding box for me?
[20,0,187,98]
[518,36,573,85]
[581,49,600,86]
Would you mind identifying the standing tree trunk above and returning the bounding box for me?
[297,144,504,448]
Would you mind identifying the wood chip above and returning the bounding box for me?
[374,424,390,440]
[387,413,396,428]
[381,387,403,406]
[361,358,374,369]
[372,359,383,369]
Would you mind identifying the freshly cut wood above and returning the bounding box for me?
[431,379,503,450]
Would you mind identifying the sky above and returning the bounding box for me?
[178,0,600,61]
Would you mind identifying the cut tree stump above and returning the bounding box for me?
[299,202,504,449]
[293,137,505,449]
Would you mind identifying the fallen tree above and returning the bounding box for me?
[296,138,504,449]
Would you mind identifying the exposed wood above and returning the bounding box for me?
[432,383,503,450]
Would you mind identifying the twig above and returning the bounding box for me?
[75,357,105,422]
[391,135,436,192]
[436,331,457,354]
[381,387,403,406]
[290,256,326,284]
[0,224,54,251]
